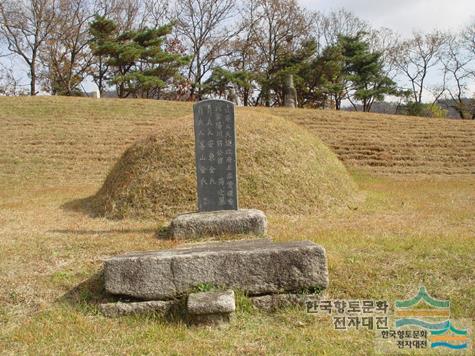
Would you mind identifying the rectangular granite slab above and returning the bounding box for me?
[104,239,328,300]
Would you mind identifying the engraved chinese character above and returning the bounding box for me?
[218,197,226,206]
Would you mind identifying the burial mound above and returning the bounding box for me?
[87,111,358,219]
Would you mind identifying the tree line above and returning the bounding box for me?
[0,0,474,118]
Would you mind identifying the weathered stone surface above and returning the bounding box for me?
[194,99,238,211]
[99,300,175,318]
[187,290,235,326]
[284,74,298,108]
[250,293,315,312]
[169,209,267,239]
[104,239,328,300]
[187,290,235,315]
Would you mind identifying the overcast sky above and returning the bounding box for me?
[301,0,475,36]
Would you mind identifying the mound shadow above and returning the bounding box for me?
[59,198,172,240]
[61,195,101,218]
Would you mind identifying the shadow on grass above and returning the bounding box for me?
[61,195,99,218]
[58,271,186,323]
[59,195,173,240]
[58,271,111,310]
[48,226,172,240]
[49,228,158,235]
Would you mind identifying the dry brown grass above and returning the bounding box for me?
[86,111,357,219]
[269,108,475,175]
[0,97,193,186]
[0,97,474,355]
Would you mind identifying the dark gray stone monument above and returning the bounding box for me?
[194,99,238,212]
[168,99,267,239]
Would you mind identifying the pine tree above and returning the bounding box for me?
[89,17,189,98]
[340,34,397,112]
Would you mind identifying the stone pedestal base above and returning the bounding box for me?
[169,209,267,239]
[103,239,328,301]
[187,290,235,326]
[99,300,174,318]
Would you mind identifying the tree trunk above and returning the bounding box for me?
[335,96,341,110]
[30,63,36,96]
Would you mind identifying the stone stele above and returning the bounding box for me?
[170,99,267,239]
[194,99,238,212]
[103,239,328,301]
[169,208,267,239]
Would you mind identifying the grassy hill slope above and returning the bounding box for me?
[270,108,475,175]
[1,97,474,187]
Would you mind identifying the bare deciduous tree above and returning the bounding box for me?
[0,61,26,95]
[143,0,169,28]
[392,31,446,104]
[463,21,475,56]
[94,0,140,31]
[315,8,368,49]
[440,32,475,119]
[246,0,314,106]
[369,27,400,80]
[0,0,57,95]
[174,0,239,100]
[41,0,94,95]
